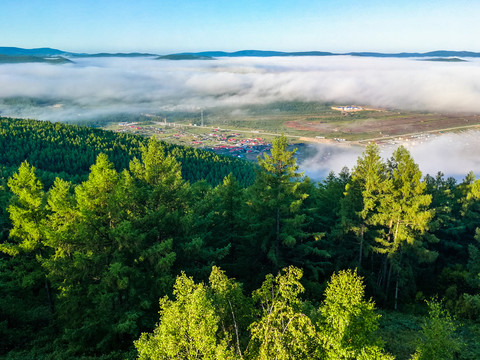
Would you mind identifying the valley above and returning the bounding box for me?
[100,102,480,162]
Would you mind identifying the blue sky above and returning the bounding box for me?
[1,0,478,54]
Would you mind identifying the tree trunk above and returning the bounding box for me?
[358,225,364,267]
[378,253,388,288]
[394,277,399,310]
[45,277,54,313]
[276,208,280,244]
[381,253,389,288]
[386,260,393,302]
[272,207,280,271]
[39,248,54,313]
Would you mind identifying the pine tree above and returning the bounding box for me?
[7,161,46,254]
[239,135,313,288]
[371,146,436,308]
[41,151,178,354]
[341,143,388,269]
[180,180,231,280]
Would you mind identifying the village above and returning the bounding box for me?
[115,122,274,161]
[111,110,480,167]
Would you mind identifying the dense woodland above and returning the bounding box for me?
[1,118,480,359]
[0,117,256,187]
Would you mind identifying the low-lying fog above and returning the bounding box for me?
[2,56,480,118]
[299,130,480,181]
[1,55,480,180]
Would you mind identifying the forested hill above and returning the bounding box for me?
[0,54,73,64]
[2,128,480,359]
[0,117,255,187]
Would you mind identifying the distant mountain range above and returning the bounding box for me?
[176,49,480,58]
[0,47,479,62]
[0,54,73,64]
[0,47,157,57]
[157,54,214,60]
[0,47,72,57]
[0,47,158,64]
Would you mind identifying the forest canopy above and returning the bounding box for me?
[0,118,479,359]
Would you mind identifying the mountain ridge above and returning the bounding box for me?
[0,54,73,64]
[1,46,480,59]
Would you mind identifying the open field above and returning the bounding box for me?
[286,111,480,142]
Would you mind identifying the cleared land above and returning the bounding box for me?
[103,102,480,150]
[285,112,480,143]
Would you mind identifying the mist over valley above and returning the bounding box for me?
[1,53,480,180]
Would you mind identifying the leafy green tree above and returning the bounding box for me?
[289,175,333,298]
[413,299,461,360]
[424,172,458,239]
[318,269,393,360]
[248,266,318,360]
[302,169,349,282]
[43,177,79,259]
[208,266,253,358]
[129,137,185,199]
[180,180,231,280]
[135,267,248,360]
[423,173,463,295]
[316,169,351,238]
[457,171,480,236]
[45,154,126,352]
[377,146,433,252]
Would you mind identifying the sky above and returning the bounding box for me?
[1,0,479,54]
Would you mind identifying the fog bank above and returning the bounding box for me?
[299,131,480,182]
[1,56,480,120]
[2,55,480,180]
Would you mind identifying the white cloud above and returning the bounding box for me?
[1,56,480,120]
[2,56,480,179]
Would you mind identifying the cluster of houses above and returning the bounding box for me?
[115,122,275,159]
[210,136,272,158]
